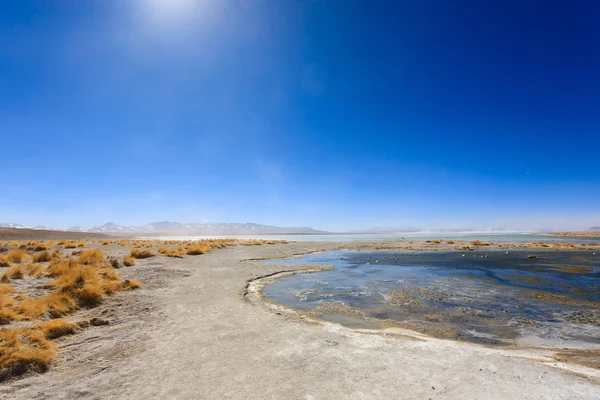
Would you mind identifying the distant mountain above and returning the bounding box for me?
[0,222,49,230]
[66,221,326,235]
[589,226,600,231]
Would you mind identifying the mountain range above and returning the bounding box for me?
[0,221,325,235]
[2,221,600,235]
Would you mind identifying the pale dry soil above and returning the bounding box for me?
[1,241,600,399]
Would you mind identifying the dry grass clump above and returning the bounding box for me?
[158,248,185,258]
[0,327,56,379]
[6,249,28,264]
[455,245,473,251]
[77,249,106,265]
[0,309,17,325]
[29,243,49,252]
[530,242,550,248]
[26,264,45,277]
[44,292,78,318]
[0,286,16,324]
[123,256,136,266]
[0,255,10,268]
[551,242,577,249]
[32,251,52,263]
[1,266,25,282]
[186,244,211,255]
[470,240,490,247]
[122,279,141,290]
[13,298,49,320]
[37,319,78,339]
[129,249,156,259]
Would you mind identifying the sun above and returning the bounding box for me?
[141,0,214,27]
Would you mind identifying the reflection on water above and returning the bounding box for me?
[264,251,600,348]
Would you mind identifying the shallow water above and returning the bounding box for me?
[142,232,599,243]
[264,250,600,348]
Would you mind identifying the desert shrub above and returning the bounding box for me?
[77,249,106,265]
[30,243,49,252]
[6,250,28,264]
[0,255,10,268]
[43,293,77,318]
[1,266,25,282]
[75,284,104,307]
[26,264,45,277]
[159,248,184,258]
[0,327,56,379]
[33,251,52,263]
[0,309,16,325]
[186,244,210,255]
[47,258,78,278]
[129,249,156,259]
[123,256,136,266]
[38,319,78,339]
[13,298,49,320]
[122,279,141,290]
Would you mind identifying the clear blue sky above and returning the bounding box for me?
[1,1,599,231]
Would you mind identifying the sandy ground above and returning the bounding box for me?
[1,240,599,399]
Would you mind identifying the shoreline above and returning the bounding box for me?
[244,247,600,370]
[1,240,599,399]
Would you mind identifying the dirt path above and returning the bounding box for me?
[1,242,599,399]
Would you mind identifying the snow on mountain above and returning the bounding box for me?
[65,221,325,234]
[0,222,49,230]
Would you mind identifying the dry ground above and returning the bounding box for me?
[1,240,599,399]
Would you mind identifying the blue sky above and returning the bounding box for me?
[1,0,599,231]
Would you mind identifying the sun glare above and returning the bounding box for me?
[141,0,214,27]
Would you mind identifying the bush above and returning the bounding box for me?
[122,279,141,290]
[38,319,78,339]
[129,249,156,259]
[33,251,52,263]
[186,244,210,255]
[123,256,135,266]
[77,249,106,265]
[6,250,28,264]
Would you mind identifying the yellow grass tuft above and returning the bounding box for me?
[44,292,78,318]
[6,249,28,264]
[76,249,106,265]
[0,255,10,268]
[158,248,184,258]
[32,251,52,263]
[129,249,156,259]
[37,319,78,339]
[75,284,104,307]
[122,279,141,290]
[1,266,25,282]
[123,256,136,266]
[13,298,49,320]
[30,243,49,252]
[26,264,45,277]
[0,309,17,325]
[186,244,211,255]
[0,327,56,379]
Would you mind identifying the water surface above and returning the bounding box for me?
[264,250,600,348]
